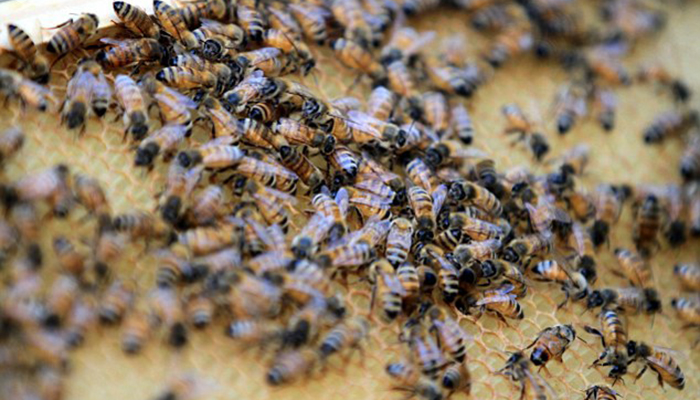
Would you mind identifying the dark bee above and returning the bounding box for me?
[46,13,99,56]
[643,110,698,144]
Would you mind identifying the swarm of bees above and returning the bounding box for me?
[0,0,698,399]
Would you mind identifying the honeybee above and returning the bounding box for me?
[612,248,652,288]
[451,103,475,145]
[5,24,50,83]
[141,75,197,129]
[223,70,286,107]
[409,184,447,242]
[61,63,101,130]
[177,0,226,29]
[0,68,54,111]
[267,348,317,385]
[386,60,421,101]
[196,18,246,50]
[626,341,685,390]
[267,6,303,40]
[497,351,554,400]
[236,155,299,194]
[279,147,325,194]
[236,4,266,43]
[113,1,160,38]
[333,38,386,83]
[426,62,479,97]
[367,86,397,121]
[312,187,349,242]
[156,66,219,91]
[484,28,533,68]
[114,75,149,140]
[121,310,152,354]
[670,296,700,329]
[262,29,315,75]
[593,87,617,131]
[449,180,502,217]
[43,275,79,327]
[7,164,71,214]
[637,64,691,103]
[453,240,503,269]
[272,118,336,155]
[186,292,215,329]
[369,259,406,322]
[474,285,525,322]
[344,185,391,223]
[154,374,213,400]
[553,83,588,135]
[673,263,700,291]
[406,158,439,193]
[586,287,661,315]
[186,185,226,226]
[149,287,188,348]
[385,361,444,400]
[680,134,700,181]
[0,127,25,164]
[451,212,504,241]
[154,244,200,288]
[99,280,135,324]
[532,259,588,306]
[502,103,533,134]
[227,319,283,346]
[291,212,333,259]
[96,38,165,69]
[113,210,171,241]
[153,0,197,49]
[246,180,297,233]
[471,3,515,32]
[319,316,370,358]
[583,53,631,86]
[288,3,330,45]
[643,110,698,144]
[409,329,449,378]
[52,236,86,276]
[632,194,661,257]
[386,218,414,267]
[158,161,199,224]
[135,124,187,168]
[584,385,619,400]
[94,226,127,279]
[427,307,470,363]
[46,13,99,56]
[525,324,576,368]
[590,184,627,247]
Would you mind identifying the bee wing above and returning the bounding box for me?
[300,212,334,241]
[99,37,130,47]
[524,369,558,400]
[154,91,197,111]
[347,111,384,139]
[261,185,299,207]
[403,30,437,57]
[475,294,516,306]
[383,272,407,296]
[431,184,447,221]
[334,187,350,219]
[245,217,278,250]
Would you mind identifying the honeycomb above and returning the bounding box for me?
[0,2,699,400]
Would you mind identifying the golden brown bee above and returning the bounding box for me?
[593,87,617,131]
[53,236,86,277]
[186,292,215,329]
[584,385,619,400]
[99,280,135,324]
[426,61,480,97]
[637,64,691,103]
[670,296,700,328]
[386,60,421,101]
[74,173,110,218]
[159,161,200,224]
[10,202,38,241]
[395,262,420,305]
[113,210,171,241]
[449,180,502,216]
[503,234,551,266]
[246,180,297,233]
[406,157,439,193]
[187,185,226,226]
[154,374,212,400]
[236,4,266,43]
[451,103,475,145]
[267,348,317,385]
[272,118,336,155]
[421,91,450,135]
[331,0,373,47]
[333,38,386,83]
[428,307,470,362]
[471,3,515,32]
[0,127,24,164]
[236,155,300,194]
[420,245,459,303]
[113,1,160,38]
[43,275,79,327]
[316,240,376,270]
[584,53,631,86]
[262,29,315,75]
[153,0,197,49]
[386,217,414,267]
[267,6,303,41]
[279,146,325,194]
[156,66,218,91]
[46,13,99,56]
[586,287,662,315]
[385,361,444,400]
[312,187,349,242]
[627,341,685,390]
[135,124,187,168]
[450,212,504,242]
[502,103,532,134]
[288,3,329,45]
[94,226,127,279]
[121,310,152,354]
[62,60,112,130]
[154,244,199,288]
[149,287,188,348]
[409,185,447,242]
[0,68,54,111]
[141,75,197,129]
[484,28,533,68]
[590,184,627,247]
[367,86,397,121]
[6,164,71,215]
[227,319,283,345]
[633,194,661,257]
[223,70,287,107]
[177,0,226,29]
[178,224,237,257]
[291,212,333,259]
[553,83,588,135]
[196,18,246,49]
[96,38,165,69]
[643,110,698,144]
[6,24,50,83]
[114,75,149,140]
[531,259,588,306]
[674,263,700,291]
[328,145,360,187]
[409,328,449,378]
[441,360,471,396]
[613,248,652,288]
[319,316,370,358]
[369,259,406,322]
[475,285,524,322]
[525,324,576,367]
[497,351,554,400]
[237,47,294,77]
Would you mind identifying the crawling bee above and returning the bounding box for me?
[186,292,215,329]
[531,259,588,307]
[333,38,387,83]
[99,280,135,324]
[0,68,54,111]
[291,212,333,259]
[96,38,165,69]
[497,351,554,400]
[670,296,700,330]
[525,324,576,368]
[262,29,315,75]
[44,275,80,327]
[121,310,152,354]
[409,185,447,242]
[590,184,628,247]
[451,103,475,145]
[385,361,444,400]
[114,74,149,140]
[503,234,552,266]
[4,164,71,214]
[586,286,661,315]
[474,285,524,322]
[627,341,685,390]
[135,124,188,168]
[637,64,692,103]
[673,263,700,291]
[585,309,629,383]
[5,24,50,83]
[441,360,471,396]
[267,348,317,385]
[53,236,86,276]
[632,194,662,257]
[584,385,619,400]
[279,147,325,194]
[272,118,336,155]
[369,259,406,322]
[643,110,698,144]
[386,218,414,267]
[113,1,160,38]
[319,316,370,358]
[140,74,197,129]
[150,287,188,348]
[553,83,588,135]
[0,127,24,165]
[62,60,111,130]
[46,13,99,56]
[484,28,533,68]
[449,180,502,217]
[613,248,652,288]
[427,307,470,363]
[288,3,330,45]
[312,187,349,242]
[153,0,197,49]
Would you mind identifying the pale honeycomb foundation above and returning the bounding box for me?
[0,3,699,400]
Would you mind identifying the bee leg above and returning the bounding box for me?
[495,312,511,328]
[654,371,666,390]
[538,364,552,378]
[45,18,74,30]
[634,365,648,382]
[130,63,144,77]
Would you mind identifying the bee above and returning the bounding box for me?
[46,13,99,56]
[420,246,459,303]
[272,118,336,155]
[5,164,71,214]
[135,124,188,168]
[690,184,700,236]
[156,66,218,91]
[643,110,698,144]
[291,212,333,259]
[586,287,661,315]
[223,70,287,107]
[367,86,397,121]
[114,75,149,140]
[525,324,576,368]
[673,263,700,291]
[178,223,238,257]
[236,4,266,43]
[158,160,199,224]
[43,275,79,327]
[584,54,631,86]
[236,155,299,194]
[637,64,692,103]
[409,185,447,242]
[113,1,160,38]
[409,329,449,378]
[94,226,127,279]
[386,217,414,267]
[531,259,588,306]
[421,91,450,136]
[96,38,165,69]
[99,280,135,324]
[584,385,619,400]
[267,6,303,41]
[670,296,700,328]
[593,87,617,131]
[0,68,55,111]
[279,147,325,194]
[553,83,588,135]
[61,63,99,130]
[386,60,421,101]
[227,319,283,345]
[177,0,226,29]
[503,234,552,266]
[237,47,294,77]
[406,158,439,193]
[0,127,24,164]
[330,0,373,47]
[150,287,188,348]
[328,146,360,187]
[441,361,471,396]
[369,259,406,322]
[428,307,470,362]
[449,180,502,216]
[288,3,329,45]
[475,285,524,322]
[53,236,86,276]
[626,341,685,390]
[121,310,152,354]
[246,180,297,233]
[487,259,529,297]
[267,348,317,385]
[396,262,420,305]
[153,0,197,49]
[154,244,201,288]
[333,38,387,83]
[497,351,553,400]
[312,187,349,242]
[186,185,226,226]
[680,134,700,181]
[613,248,652,288]
[113,210,171,241]
[140,75,197,128]
[319,316,370,358]
[590,184,627,247]
[186,292,215,329]
[385,361,444,400]
[153,374,212,400]
[426,62,478,97]
[451,212,504,241]
[453,240,503,269]
[632,194,661,257]
[262,29,315,75]
[501,103,533,134]
[451,103,475,145]
[484,28,533,68]
[471,3,515,32]
[6,24,50,83]
[196,18,246,50]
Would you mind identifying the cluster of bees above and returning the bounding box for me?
[0,0,698,399]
